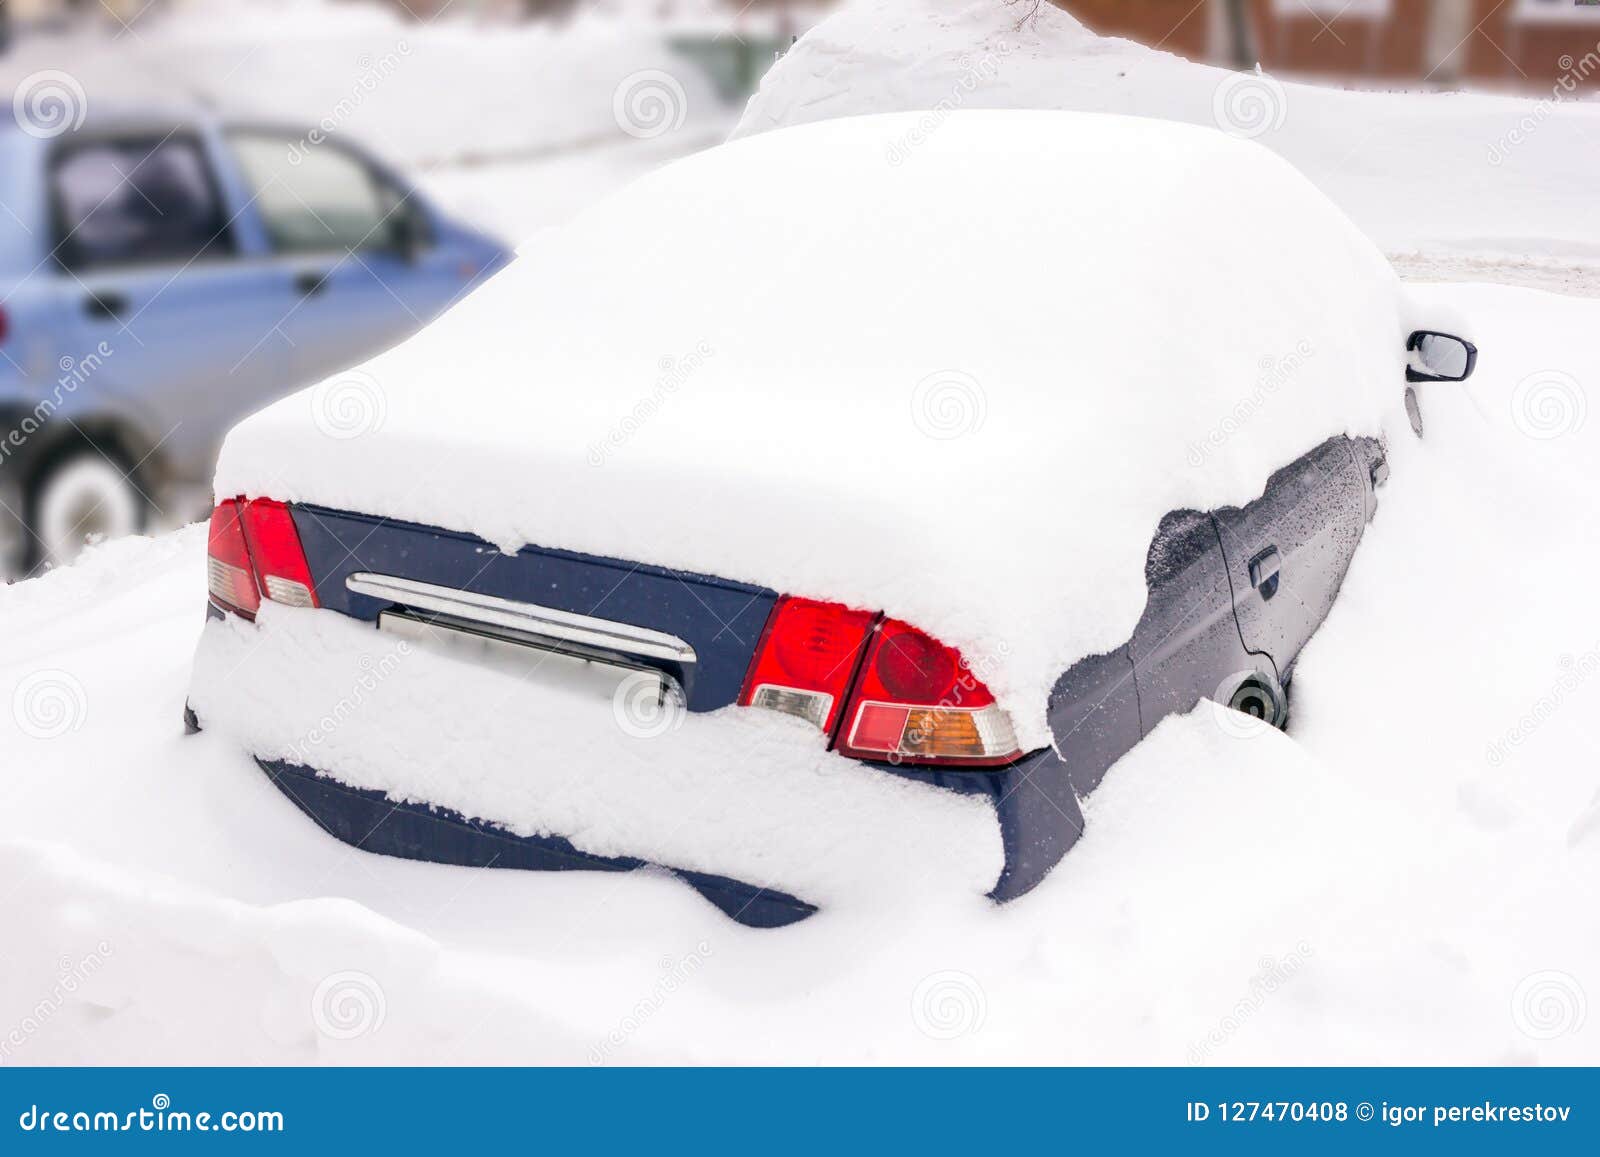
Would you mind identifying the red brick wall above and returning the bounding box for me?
[1248,0,1433,80]
[1053,0,1600,92]
[1055,0,1211,59]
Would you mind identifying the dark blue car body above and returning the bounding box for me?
[195,432,1386,927]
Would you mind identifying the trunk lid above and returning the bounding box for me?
[292,505,777,712]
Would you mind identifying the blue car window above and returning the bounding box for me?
[51,135,233,270]
[227,132,400,255]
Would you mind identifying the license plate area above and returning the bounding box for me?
[377,608,675,706]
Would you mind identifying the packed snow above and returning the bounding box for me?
[734,0,1600,282]
[212,110,1426,748]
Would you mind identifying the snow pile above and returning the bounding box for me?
[186,601,1003,907]
[0,841,599,1064]
[733,0,1600,268]
[0,0,730,168]
[214,111,1416,746]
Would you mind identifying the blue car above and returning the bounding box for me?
[0,108,509,570]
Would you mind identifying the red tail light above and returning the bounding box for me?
[238,498,318,608]
[0,307,9,346]
[206,500,259,617]
[738,596,875,732]
[206,497,318,617]
[740,598,1022,768]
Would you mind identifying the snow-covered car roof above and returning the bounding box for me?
[216,110,1411,744]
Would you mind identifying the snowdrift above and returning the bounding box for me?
[733,0,1600,266]
[0,0,728,169]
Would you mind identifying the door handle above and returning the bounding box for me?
[1249,546,1281,601]
[84,291,128,320]
[295,271,329,297]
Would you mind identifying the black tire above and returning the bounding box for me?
[24,447,147,570]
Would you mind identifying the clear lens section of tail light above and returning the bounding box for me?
[206,499,260,617]
[738,596,876,733]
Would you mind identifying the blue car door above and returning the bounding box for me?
[48,129,292,487]
[221,129,501,384]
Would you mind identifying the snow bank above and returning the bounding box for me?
[187,602,1003,908]
[733,0,1600,265]
[215,110,1413,745]
[0,0,730,168]
[0,840,597,1064]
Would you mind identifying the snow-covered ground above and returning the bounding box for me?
[3,273,1598,1065]
[5,0,1600,1067]
[735,0,1600,293]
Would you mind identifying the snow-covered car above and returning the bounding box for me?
[186,111,1474,926]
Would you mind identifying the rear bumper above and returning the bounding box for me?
[880,749,1083,903]
[256,755,817,928]
[191,714,1081,922]
[218,742,1076,924]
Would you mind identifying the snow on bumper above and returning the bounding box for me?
[187,604,1004,908]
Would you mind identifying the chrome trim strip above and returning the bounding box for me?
[345,572,697,665]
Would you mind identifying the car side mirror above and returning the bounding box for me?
[1406,331,1477,383]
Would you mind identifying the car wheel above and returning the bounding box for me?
[28,451,146,569]
[1217,670,1289,730]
